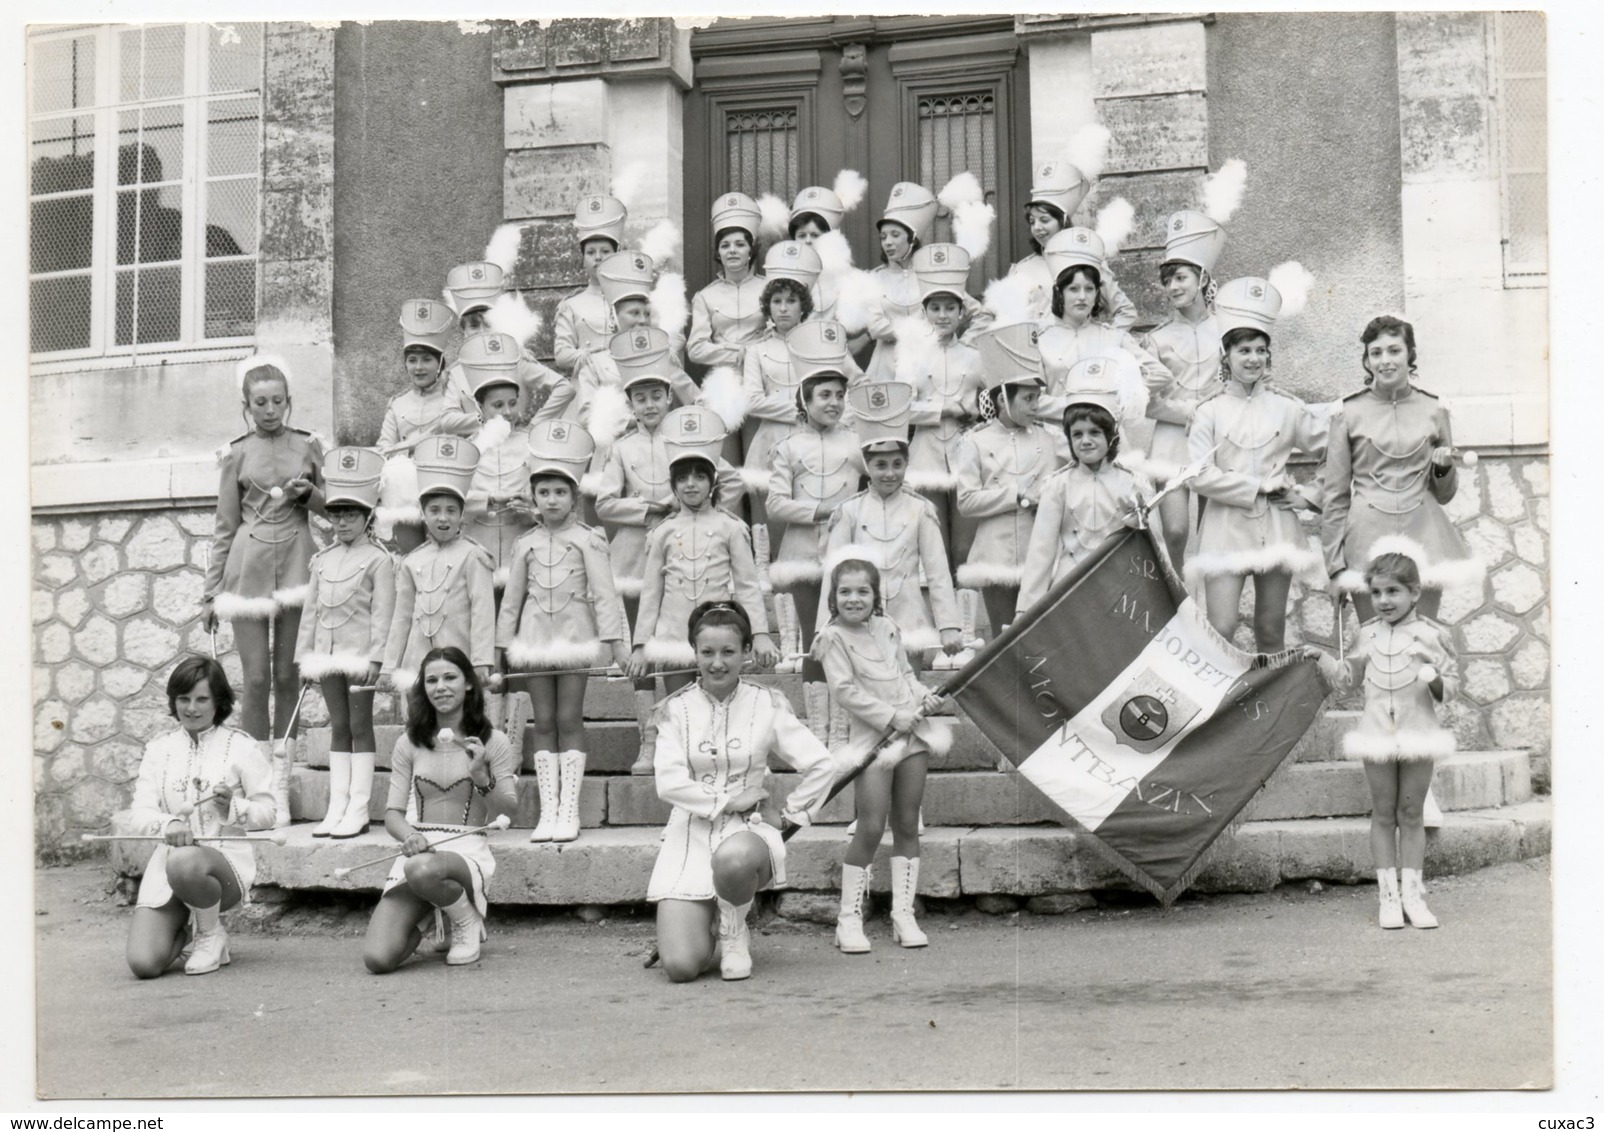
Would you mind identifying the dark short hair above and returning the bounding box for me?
[166,656,235,725]
[826,558,884,620]
[404,646,491,748]
[1365,551,1422,591]
[760,276,814,321]
[1051,266,1109,321]
[530,472,578,494]
[1359,314,1418,380]
[689,600,753,648]
[788,212,830,239]
[580,236,618,255]
[1063,402,1120,463]
[1158,262,1203,286]
[419,490,464,511]
[1024,202,1066,255]
[473,380,520,405]
[713,226,754,263]
[670,457,716,488]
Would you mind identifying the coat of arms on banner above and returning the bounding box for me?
[1099,668,1202,755]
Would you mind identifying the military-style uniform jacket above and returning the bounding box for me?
[497,514,628,671]
[634,503,771,667]
[766,421,866,589]
[1007,252,1139,330]
[1141,310,1224,476]
[688,274,768,370]
[294,537,396,681]
[1016,461,1150,614]
[206,427,325,620]
[906,336,984,491]
[1328,611,1460,762]
[553,283,613,376]
[954,417,1071,589]
[463,423,536,585]
[820,487,960,652]
[382,535,496,687]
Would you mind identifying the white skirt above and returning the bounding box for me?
[136,841,254,909]
[647,810,786,903]
[383,827,495,917]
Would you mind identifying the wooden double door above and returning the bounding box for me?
[684,16,1032,305]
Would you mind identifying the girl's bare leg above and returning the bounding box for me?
[655,898,716,983]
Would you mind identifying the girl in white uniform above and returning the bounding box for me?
[1008,156,1137,329]
[553,194,627,377]
[649,601,836,982]
[688,192,769,373]
[124,658,274,978]
[458,332,538,590]
[362,647,520,972]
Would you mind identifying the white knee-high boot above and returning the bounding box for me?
[529,750,560,842]
[631,690,659,775]
[555,749,586,842]
[263,739,290,829]
[312,751,350,837]
[332,752,374,838]
[836,863,872,953]
[890,856,928,948]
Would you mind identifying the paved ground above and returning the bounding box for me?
[33,859,1551,1098]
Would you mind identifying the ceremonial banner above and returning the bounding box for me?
[945,526,1330,904]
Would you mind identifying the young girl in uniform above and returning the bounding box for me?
[590,350,744,774]
[204,355,325,829]
[124,658,274,978]
[688,192,769,373]
[295,447,395,839]
[377,300,483,553]
[821,381,963,668]
[954,325,1071,640]
[381,437,496,700]
[553,194,627,377]
[1008,150,1138,329]
[863,182,937,380]
[765,320,866,679]
[648,600,836,983]
[1306,552,1458,929]
[1188,273,1327,652]
[787,173,867,335]
[362,647,520,972]
[574,254,699,426]
[443,257,572,426]
[458,332,537,590]
[628,407,779,694]
[1016,373,1152,615]
[498,421,629,843]
[1142,211,1227,570]
[1322,315,1482,622]
[817,559,948,953]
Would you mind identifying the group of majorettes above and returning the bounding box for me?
[127,135,1481,982]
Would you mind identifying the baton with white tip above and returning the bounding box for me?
[1140,443,1220,519]
[327,814,513,880]
[82,831,289,846]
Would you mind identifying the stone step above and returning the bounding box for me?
[289,750,1530,831]
[1289,710,1359,762]
[245,799,1552,904]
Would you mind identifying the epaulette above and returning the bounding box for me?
[460,535,496,565]
[661,680,699,706]
[1413,386,1439,399]
[1341,388,1369,402]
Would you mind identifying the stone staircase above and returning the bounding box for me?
[222,672,1548,906]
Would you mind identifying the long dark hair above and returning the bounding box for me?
[689,600,754,648]
[1024,201,1065,255]
[404,647,492,748]
[1051,265,1109,321]
[1359,314,1418,385]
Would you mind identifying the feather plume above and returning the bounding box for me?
[833,169,868,213]
[953,199,994,261]
[1107,351,1150,425]
[379,454,420,513]
[937,171,985,211]
[1066,122,1112,180]
[816,229,855,276]
[650,271,689,337]
[1268,261,1315,319]
[982,274,1034,328]
[611,162,648,213]
[834,269,884,335]
[485,291,542,348]
[638,219,682,270]
[700,366,749,430]
[473,415,512,452]
[892,315,940,385]
[586,384,632,447]
[1095,197,1136,257]
[1203,159,1248,225]
[756,194,791,243]
[483,223,523,275]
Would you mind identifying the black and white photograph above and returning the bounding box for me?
[12,2,1592,1110]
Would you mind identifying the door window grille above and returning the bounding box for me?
[917,89,1000,283]
[1494,11,1546,287]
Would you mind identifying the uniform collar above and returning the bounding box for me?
[1367,380,1414,404]
[182,723,220,747]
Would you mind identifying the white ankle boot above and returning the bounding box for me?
[555,749,586,842]
[529,750,559,842]
[442,892,485,965]
[630,691,658,775]
[836,863,872,954]
[312,751,350,837]
[1399,868,1439,929]
[718,898,753,980]
[890,856,929,948]
[270,739,292,829]
[1376,868,1404,929]
[332,752,373,838]
[184,901,230,975]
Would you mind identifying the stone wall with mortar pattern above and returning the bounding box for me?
[30,452,1549,860]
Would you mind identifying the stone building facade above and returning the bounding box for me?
[29,14,1548,859]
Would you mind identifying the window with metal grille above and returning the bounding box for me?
[724,105,800,203]
[28,24,263,362]
[1494,11,1546,288]
[917,89,1000,284]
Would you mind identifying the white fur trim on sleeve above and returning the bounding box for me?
[955,562,1024,588]
[1183,544,1323,588]
[298,651,376,681]
[768,559,825,589]
[613,575,643,599]
[505,639,612,670]
[272,584,309,610]
[739,467,772,495]
[642,638,698,667]
[903,468,960,491]
[211,592,282,620]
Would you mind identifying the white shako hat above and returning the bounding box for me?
[975,323,1048,393]
[790,185,845,233]
[1214,277,1282,339]
[596,250,656,308]
[911,243,972,303]
[711,191,762,243]
[457,331,522,400]
[877,181,939,243]
[444,261,506,317]
[1163,210,1226,274]
[660,405,728,469]
[763,240,823,287]
[1062,356,1130,417]
[574,194,628,250]
[322,447,385,510]
[525,419,595,487]
[849,381,914,453]
[400,298,456,354]
[1042,227,1106,283]
[786,319,851,387]
[1029,157,1093,219]
[412,435,480,504]
[610,326,676,394]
